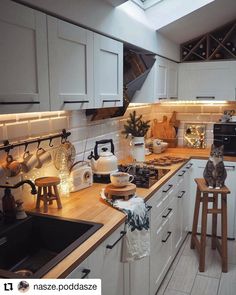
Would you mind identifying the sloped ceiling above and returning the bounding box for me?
[158,0,236,44]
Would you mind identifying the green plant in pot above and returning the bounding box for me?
[122,111,150,162]
[122,110,150,138]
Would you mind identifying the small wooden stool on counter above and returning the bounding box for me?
[35,177,62,213]
[191,178,230,272]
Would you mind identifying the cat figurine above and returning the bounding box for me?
[203,144,227,189]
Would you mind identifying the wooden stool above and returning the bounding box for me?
[191,178,230,273]
[35,177,62,213]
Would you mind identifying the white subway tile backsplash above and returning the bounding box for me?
[51,116,68,132]
[6,121,29,140]
[30,119,51,137]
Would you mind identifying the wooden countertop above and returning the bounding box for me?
[24,148,236,278]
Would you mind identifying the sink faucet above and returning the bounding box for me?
[0,180,37,195]
[0,180,37,223]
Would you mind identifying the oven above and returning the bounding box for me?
[214,123,236,156]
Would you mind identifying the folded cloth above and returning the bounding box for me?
[102,191,150,262]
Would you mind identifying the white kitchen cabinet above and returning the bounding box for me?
[132,57,178,103]
[188,159,236,238]
[155,56,168,100]
[67,256,90,279]
[68,223,126,295]
[94,34,123,108]
[48,16,94,110]
[178,61,236,101]
[0,0,50,114]
[132,66,156,104]
[150,210,173,295]
[155,57,178,101]
[48,17,123,110]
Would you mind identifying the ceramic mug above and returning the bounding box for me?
[110,172,134,187]
[35,148,52,169]
[2,155,21,177]
[20,151,38,173]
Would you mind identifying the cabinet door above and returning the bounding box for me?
[167,61,178,99]
[0,0,50,113]
[150,216,172,295]
[170,187,183,256]
[132,65,156,104]
[178,61,236,100]
[91,224,125,295]
[155,57,168,100]
[94,34,123,108]
[48,16,94,110]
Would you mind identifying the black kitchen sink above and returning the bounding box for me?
[0,212,103,278]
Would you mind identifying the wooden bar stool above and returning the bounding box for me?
[35,177,62,213]
[191,178,230,272]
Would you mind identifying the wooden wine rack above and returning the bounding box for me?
[181,20,236,62]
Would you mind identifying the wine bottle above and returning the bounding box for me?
[199,43,204,49]
[226,41,232,49]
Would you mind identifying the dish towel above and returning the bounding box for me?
[101,190,150,262]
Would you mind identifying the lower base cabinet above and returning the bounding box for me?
[67,161,193,295]
[67,223,126,295]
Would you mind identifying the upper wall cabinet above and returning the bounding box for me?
[93,34,123,108]
[48,17,94,111]
[0,0,50,114]
[178,61,236,100]
[0,0,123,114]
[156,57,178,100]
[48,16,123,110]
[132,56,178,103]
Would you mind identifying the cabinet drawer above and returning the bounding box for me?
[150,217,172,295]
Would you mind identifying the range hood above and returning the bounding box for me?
[86,45,155,120]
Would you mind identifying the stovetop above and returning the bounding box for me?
[118,164,170,188]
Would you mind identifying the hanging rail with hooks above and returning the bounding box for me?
[0,129,71,153]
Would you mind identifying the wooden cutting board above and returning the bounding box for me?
[151,117,167,138]
[151,116,176,139]
[169,111,180,131]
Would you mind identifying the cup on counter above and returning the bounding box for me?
[110,172,134,187]
[35,148,52,169]
[21,151,38,173]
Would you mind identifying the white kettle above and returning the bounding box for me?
[88,139,118,175]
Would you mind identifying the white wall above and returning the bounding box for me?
[15,0,180,61]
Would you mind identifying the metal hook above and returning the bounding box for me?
[49,138,54,147]
[24,142,29,153]
[61,136,66,144]
[3,140,11,155]
[37,139,41,149]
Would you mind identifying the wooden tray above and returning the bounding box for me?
[105,183,136,200]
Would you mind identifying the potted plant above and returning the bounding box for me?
[122,111,150,162]
[122,110,150,138]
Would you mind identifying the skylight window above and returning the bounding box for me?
[132,0,164,10]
